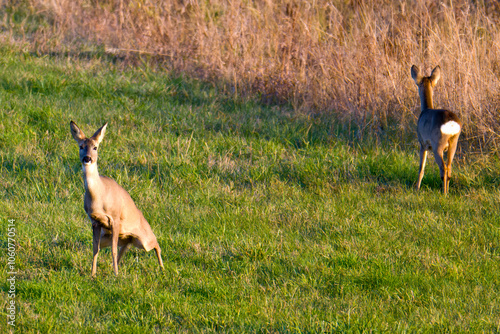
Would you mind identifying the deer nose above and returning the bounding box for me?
[82,156,92,164]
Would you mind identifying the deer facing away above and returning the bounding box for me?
[70,121,164,277]
[411,65,462,194]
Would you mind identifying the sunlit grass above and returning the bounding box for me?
[1,48,500,332]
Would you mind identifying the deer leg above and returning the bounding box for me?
[446,135,460,192]
[117,243,131,265]
[90,213,119,275]
[90,212,112,230]
[433,147,447,194]
[111,220,120,275]
[154,244,164,269]
[417,146,428,190]
[91,223,102,278]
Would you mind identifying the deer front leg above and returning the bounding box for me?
[90,212,113,230]
[90,213,119,275]
[91,223,102,278]
[111,219,121,275]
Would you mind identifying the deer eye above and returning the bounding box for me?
[93,147,98,151]
[79,145,84,150]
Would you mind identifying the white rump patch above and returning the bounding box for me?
[440,121,461,135]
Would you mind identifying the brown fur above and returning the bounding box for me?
[70,121,164,277]
[411,65,462,194]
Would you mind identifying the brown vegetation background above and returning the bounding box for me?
[3,0,500,149]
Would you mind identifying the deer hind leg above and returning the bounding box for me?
[117,243,131,265]
[417,146,428,190]
[445,135,460,193]
[155,244,164,269]
[433,147,448,194]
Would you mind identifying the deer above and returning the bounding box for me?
[410,65,462,195]
[70,121,164,277]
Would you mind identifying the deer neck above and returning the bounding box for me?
[419,85,434,111]
[82,162,103,195]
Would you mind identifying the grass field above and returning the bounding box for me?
[1,46,500,332]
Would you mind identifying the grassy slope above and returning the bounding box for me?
[1,48,500,332]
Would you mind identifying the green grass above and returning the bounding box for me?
[1,46,500,332]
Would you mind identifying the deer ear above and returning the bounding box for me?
[430,66,441,86]
[92,122,108,145]
[70,121,86,143]
[411,65,423,85]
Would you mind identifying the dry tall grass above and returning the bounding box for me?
[4,0,500,149]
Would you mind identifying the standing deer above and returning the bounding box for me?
[411,65,462,194]
[70,121,164,277]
